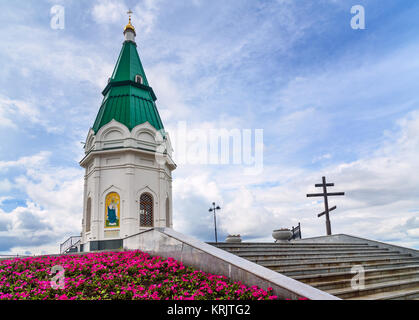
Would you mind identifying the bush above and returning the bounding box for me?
[0,250,286,300]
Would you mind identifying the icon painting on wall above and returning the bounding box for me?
[105,192,120,228]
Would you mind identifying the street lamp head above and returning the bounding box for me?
[212,202,215,206]
[216,206,221,210]
[209,208,213,212]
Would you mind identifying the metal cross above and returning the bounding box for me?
[306,176,345,236]
[127,9,133,23]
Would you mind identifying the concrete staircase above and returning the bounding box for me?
[210,241,419,300]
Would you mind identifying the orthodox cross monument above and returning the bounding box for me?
[306,176,345,236]
[79,13,176,252]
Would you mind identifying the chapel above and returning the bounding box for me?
[79,14,176,252]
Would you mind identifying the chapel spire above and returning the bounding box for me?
[91,10,164,134]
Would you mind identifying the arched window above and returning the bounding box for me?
[166,197,170,228]
[135,74,143,84]
[140,193,153,227]
[86,197,92,232]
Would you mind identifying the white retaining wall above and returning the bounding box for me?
[123,228,340,300]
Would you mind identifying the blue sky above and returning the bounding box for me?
[1,0,419,254]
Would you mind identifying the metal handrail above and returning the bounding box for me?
[291,222,302,240]
[60,236,81,254]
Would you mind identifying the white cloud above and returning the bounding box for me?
[272,44,419,116]
[138,0,320,126]
[133,0,162,34]
[0,25,113,91]
[0,95,45,130]
[407,228,419,237]
[174,172,221,202]
[0,179,12,193]
[91,0,161,35]
[312,153,332,163]
[0,151,50,172]
[92,0,127,25]
[0,151,83,254]
[221,187,275,237]
[171,110,419,248]
[0,21,115,137]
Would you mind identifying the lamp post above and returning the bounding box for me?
[209,202,221,243]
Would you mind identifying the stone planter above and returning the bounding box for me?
[225,235,242,243]
[272,229,293,243]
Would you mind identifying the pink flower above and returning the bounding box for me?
[0,250,284,301]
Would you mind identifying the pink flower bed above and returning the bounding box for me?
[0,250,285,300]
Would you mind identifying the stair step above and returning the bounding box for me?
[310,271,419,291]
[213,245,374,251]
[257,257,419,269]
[232,251,397,259]
[276,261,419,276]
[293,265,419,284]
[350,288,419,300]
[210,242,371,247]
[215,241,419,300]
[329,278,419,299]
[244,253,411,263]
[223,248,391,256]
[219,245,380,250]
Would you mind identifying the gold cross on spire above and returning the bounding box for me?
[127,9,133,23]
[124,9,135,33]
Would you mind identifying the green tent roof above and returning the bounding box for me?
[92,41,164,133]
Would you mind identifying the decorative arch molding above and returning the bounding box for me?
[85,129,96,152]
[137,131,156,144]
[135,185,157,200]
[97,119,131,142]
[101,184,124,197]
[103,129,124,141]
[132,122,164,144]
[131,121,156,135]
